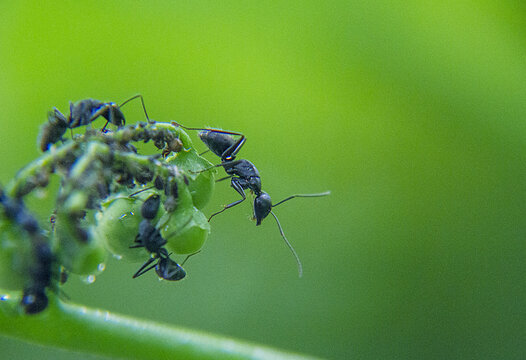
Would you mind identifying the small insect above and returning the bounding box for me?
[140,194,160,220]
[0,189,56,314]
[172,123,330,277]
[39,95,150,151]
[21,240,54,314]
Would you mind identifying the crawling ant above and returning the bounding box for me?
[39,95,150,151]
[130,193,187,281]
[0,189,56,314]
[173,123,330,277]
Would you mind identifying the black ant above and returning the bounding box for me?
[0,189,56,314]
[172,122,330,277]
[39,95,150,151]
[130,193,188,281]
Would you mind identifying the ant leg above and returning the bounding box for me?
[222,136,245,161]
[191,159,243,174]
[51,108,67,124]
[129,186,155,197]
[132,257,158,278]
[119,94,150,122]
[89,104,112,132]
[215,175,233,183]
[208,178,246,222]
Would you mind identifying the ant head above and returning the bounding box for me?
[21,288,48,314]
[253,191,272,226]
[106,102,126,127]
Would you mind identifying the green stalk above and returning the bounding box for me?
[0,296,319,360]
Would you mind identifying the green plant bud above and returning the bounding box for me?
[167,150,215,209]
[64,191,89,214]
[54,215,106,275]
[0,221,31,291]
[94,190,159,262]
[159,206,210,255]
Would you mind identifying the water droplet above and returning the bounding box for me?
[84,275,96,284]
[119,212,134,220]
[1,295,9,301]
[35,189,47,199]
[97,263,106,272]
[113,254,123,260]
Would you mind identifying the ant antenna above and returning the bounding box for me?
[181,250,201,266]
[272,191,331,208]
[269,211,303,278]
[119,94,150,122]
[129,186,155,197]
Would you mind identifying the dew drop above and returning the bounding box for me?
[119,212,134,220]
[113,254,123,260]
[34,189,47,199]
[0,294,9,301]
[97,263,106,272]
[84,275,96,284]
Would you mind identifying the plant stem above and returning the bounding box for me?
[0,296,320,360]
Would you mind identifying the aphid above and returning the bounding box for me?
[140,194,160,220]
[40,95,150,151]
[161,137,183,158]
[172,123,330,277]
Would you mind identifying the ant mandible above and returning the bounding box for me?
[172,122,330,277]
[40,95,150,151]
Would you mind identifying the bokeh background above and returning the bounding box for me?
[1,1,525,359]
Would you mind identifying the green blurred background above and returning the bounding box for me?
[1,1,525,359]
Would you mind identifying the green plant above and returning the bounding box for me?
[0,118,318,360]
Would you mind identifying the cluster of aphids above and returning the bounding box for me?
[0,95,328,315]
